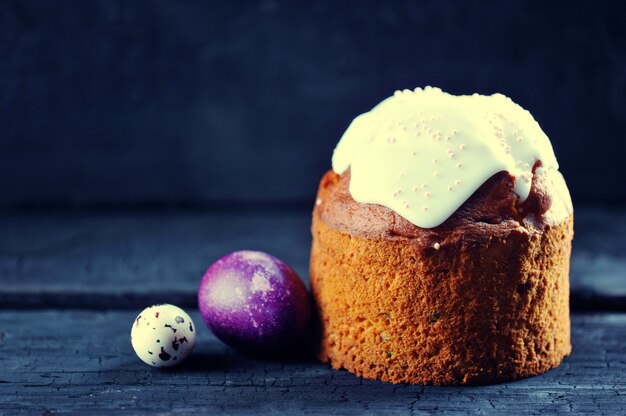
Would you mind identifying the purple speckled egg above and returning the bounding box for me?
[198,250,311,353]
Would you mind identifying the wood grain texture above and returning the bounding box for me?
[0,207,624,310]
[0,311,624,415]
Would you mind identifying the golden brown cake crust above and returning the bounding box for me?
[310,170,573,385]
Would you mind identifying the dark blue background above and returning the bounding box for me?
[2,0,625,209]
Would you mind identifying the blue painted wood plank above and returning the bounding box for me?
[0,207,624,310]
[0,312,624,414]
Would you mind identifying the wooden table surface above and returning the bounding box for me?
[1,207,625,415]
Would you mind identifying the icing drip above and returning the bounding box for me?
[332,87,560,228]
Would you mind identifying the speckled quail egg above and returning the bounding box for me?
[130,304,196,367]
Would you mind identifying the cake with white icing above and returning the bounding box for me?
[310,87,573,385]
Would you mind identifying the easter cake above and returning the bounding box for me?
[309,87,574,385]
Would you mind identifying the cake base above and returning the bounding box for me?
[310,213,573,385]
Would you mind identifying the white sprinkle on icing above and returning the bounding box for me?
[331,87,560,228]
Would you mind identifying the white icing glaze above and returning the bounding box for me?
[332,87,560,228]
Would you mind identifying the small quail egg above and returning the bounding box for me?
[130,304,196,367]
